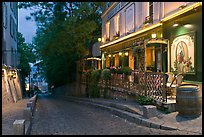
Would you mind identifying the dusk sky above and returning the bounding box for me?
[18,8,37,43]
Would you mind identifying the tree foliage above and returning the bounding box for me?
[17,32,36,96]
[17,32,36,78]
[18,2,105,88]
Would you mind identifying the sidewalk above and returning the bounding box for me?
[2,98,29,135]
[63,96,202,135]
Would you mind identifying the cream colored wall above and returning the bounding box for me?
[3,2,18,68]
[163,2,194,18]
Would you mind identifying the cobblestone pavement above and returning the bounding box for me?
[2,98,29,135]
[30,94,194,135]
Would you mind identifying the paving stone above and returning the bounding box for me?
[29,94,202,135]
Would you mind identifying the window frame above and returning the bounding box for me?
[10,15,13,38]
[3,3,8,28]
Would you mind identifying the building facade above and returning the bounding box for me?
[100,2,202,82]
[2,2,18,68]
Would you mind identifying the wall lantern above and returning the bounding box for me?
[98,38,102,42]
[113,54,115,57]
[108,54,111,57]
[160,33,163,38]
[184,24,193,28]
[125,52,129,56]
[151,33,157,39]
[173,22,179,27]
[119,52,122,56]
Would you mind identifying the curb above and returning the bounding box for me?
[60,96,177,130]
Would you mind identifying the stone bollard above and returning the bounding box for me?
[143,105,157,118]
[29,99,35,105]
[27,102,33,112]
[13,119,25,135]
[24,107,32,121]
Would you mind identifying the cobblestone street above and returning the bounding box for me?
[30,94,193,135]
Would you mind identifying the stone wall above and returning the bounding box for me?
[2,70,23,105]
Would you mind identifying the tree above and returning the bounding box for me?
[19,2,106,88]
[17,32,36,96]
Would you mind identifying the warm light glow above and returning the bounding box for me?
[119,52,122,56]
[113,54,115,57]
[108,54,111,57]
[160,34,163,38]
[173,23,179,27]
[86,57,101,61]
[151,33,157,39]
[125,52,128,56]
[116,15,120,34]
[102,37,105,43]
[100,22,162,49]
[98,38,102,42]
[106,22,110,39]
[184,24,193,28]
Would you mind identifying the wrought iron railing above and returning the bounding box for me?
[80,71,167,102]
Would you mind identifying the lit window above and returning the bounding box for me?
[106,21,110,40]
[149,2,153,23]
[114,14,120,35]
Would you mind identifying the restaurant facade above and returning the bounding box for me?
[100,2,202,82]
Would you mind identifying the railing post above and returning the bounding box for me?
[163,74,167,102]
[13,120,25,135]
[144,72,147,96]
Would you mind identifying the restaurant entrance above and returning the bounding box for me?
[146,43,167,72]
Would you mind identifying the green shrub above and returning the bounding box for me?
[101,69,111,80]
[88,70,100,98]
[110,67,117,74]
[91,70,100,82]
[136,95,154,105]
[122,66,132,75]
[116,68,123,74]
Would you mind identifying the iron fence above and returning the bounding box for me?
[80,71,167,102]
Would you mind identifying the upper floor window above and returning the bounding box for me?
[10,15,13,38]
[106,21,110,41]
[149,2,153,23]
[3,3,8,28]
[125,3,135,33]
[14,23,17,41]
[10,2,14,12]
[144,2,153,24]
[114,14,120,36]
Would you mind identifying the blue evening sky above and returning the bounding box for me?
[18,8,37,43]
